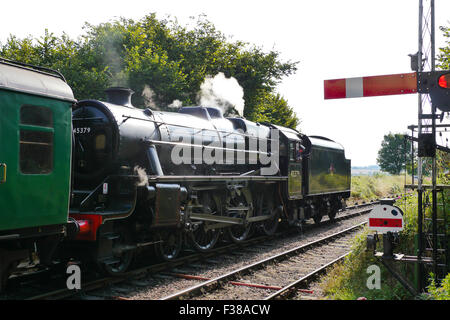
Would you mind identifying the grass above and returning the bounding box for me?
[349,173,411,203]
[320,173,449,300]
[320,227,412,300]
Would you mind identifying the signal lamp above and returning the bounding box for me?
[418,70,450,112]
[438,73,450,89]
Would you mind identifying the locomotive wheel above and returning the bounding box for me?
[328,199,340,222]
[226,188,253,243]
[102,227,134,276]
[227,215,252,243]
[189,192,221,252]
[328,209,337,221]
[259,195,280,236]
[313,212,323,225]
[155,230,183,261]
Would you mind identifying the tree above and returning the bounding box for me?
[377,133,411,175]
[246,89,300,129]
[0,14,301,129]
[437,24,449,70]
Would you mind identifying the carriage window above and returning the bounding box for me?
[19,105,53,174]
[20,105,53,127]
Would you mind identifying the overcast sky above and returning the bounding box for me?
[1,0,449,166]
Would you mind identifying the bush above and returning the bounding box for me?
[425,273,450,300]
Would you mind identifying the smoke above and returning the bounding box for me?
[197,73,245,117]
[168,99,183,109]
[142,85,159,109]
[101,31,129,88]
[134,166,148,186]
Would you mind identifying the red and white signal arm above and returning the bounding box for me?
[368,205,404,233]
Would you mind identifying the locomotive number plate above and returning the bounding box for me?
[73,127,91,134]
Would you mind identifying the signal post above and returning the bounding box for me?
[323,0,449,293]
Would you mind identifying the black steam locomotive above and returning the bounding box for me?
[67,87,351,275]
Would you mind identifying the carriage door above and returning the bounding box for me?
[288,140,303,199]
[0,90,14,232]
[0,95,5,189]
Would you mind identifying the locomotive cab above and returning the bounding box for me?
[72,103,117,187]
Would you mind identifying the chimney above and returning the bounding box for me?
[105,87,134,107]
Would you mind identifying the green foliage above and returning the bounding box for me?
[246,90,300,129]
[377,132,411,175]
[437,24,450,70]
[321,228,413,300]
[0,14,300,129]
[436,150,450,185]
[425,273,450,300]
[350,174,405,201]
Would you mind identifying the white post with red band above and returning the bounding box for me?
[324,72,418,99]
[368,205,404,233]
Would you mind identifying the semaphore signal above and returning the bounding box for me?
[324,72,418,99]
[323,0,450,295]
[324,70,450,111]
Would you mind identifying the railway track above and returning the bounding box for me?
[160,222,366,300]
[3,201,377,300]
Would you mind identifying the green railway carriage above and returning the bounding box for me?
[0,59,75,289]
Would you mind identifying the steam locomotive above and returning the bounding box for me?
[0,59,351,287]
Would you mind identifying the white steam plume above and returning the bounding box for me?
[168,99,183,109]
[197,72,244,116]
[134,166,148,186]
[142,85,158,109]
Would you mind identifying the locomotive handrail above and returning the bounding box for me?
[105,174,287,182]
[145,175,288,182]
[142,139,276,156]
[122,114,280,142]
[73,117,104,121]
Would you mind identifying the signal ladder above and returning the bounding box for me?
[422,187,449,283]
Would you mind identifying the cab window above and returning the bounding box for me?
[289,141,303,163]
[290,142,295,161]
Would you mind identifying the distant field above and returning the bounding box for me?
[351,165,380,176]
[349,174,410,203]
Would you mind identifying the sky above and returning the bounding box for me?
[1,0,449,166]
